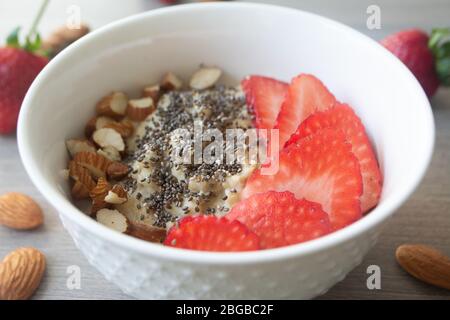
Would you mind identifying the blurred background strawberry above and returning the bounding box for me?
[381,28,450,99]
[0,0,89,135]
[0,0,50,134]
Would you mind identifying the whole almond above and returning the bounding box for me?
[0,247,46,300]
[396,244,450,290]
[0,193,44,230]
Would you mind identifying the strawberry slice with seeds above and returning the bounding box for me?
[241,76,288,130]
[242,128,363,230]
[285,104,382,213]
[164,215,260,252]
[226,191,332,249]
[274,74,337,147]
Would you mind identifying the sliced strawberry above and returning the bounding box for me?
[164,215,260,252]
[241,76,288,130]
[274,74,337,147]
[242,128,363,230]
[226,191,332,249]
[285,104,382,213]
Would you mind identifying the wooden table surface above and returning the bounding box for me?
[0,0,449,300]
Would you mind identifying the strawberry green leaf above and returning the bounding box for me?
[429,28,450,87]
[436,57,450,86]
[24,33,42,52]
[435,42,450,59]
[6,26,21,48]
[429,28,450,53]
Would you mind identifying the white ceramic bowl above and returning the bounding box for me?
[18,3,434,299]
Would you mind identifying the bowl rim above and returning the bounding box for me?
[18,2,435,265]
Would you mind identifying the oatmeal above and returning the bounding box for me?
[117,86,256,229]
[65,69,382,251]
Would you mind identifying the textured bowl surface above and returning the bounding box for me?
[18,3,434,299]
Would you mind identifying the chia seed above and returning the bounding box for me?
[123,86,251,229]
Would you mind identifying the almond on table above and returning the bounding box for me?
[0,192,44,230]
[396,244,450,291]
[0,247,46,300]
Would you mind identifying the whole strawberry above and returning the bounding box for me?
[0,0,50,135]
[381,28,450,98]
[0,43,47,134]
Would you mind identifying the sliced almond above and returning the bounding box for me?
[85,116,115,138]
[0,193,44,230]
[96,209,129,233]
[142,84,161,104]
[68,161,96,191]
[95,116,116,130]
[73,151,110,179]
[96,92,128,119]
[66,139,96,158]
[92,128,125,152]
[161,72,183,91]
[89,176,111,199]
[396,244,450,290]
[107,162,129,180]
[104,185,128,204]
[104,119,134,138]
[71,181,90,200]
[89,177,112,214]
[0,247,46,300]
[127,221,166,243]
[126,97,155,121]
[189,67,222,90]
[97,146,121,162]
[85,116,97,137]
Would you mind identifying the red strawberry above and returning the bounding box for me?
[381,29,440,98]
[0,47,47,134]
[226,191,332,249]
[285,104,382,213]
[274,74,337,147]
[0,0,51,135]
[242,128,363,230]
[241,76,288,130]
[164,215,260,252]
